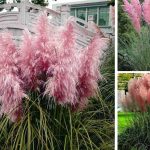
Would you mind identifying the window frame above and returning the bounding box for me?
[71,4,110,28]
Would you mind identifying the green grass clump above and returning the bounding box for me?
[118,26,150,71]
[119,109,150,150]
[0,91,114,150]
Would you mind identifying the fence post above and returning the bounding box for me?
[19,0,29,25]
[60,4,70,25]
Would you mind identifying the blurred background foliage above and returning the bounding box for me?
[0,0,47,6]
[118,73,143,90]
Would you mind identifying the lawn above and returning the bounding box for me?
[118,112,135,134]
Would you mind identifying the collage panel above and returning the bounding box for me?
[0,0,115,149]
[118,73,150,149]
[118,0,150,71]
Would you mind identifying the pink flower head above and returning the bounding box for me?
[45,20,79,105]
[0,32,26,122]
[74,35,109,110]
[142,0,150,25]
[131,0,142,17]
[123,0,132,12]
[34,13,56,73]
[123,0,141,32]
[126,75,150,111]
[19,29,37,90]
[128,78,145,111]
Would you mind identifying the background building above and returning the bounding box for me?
[52,0,114,35]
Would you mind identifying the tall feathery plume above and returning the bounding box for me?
[18,29,37,90]
[45,19,79,105]
[34,13,57,77]
[0,32,26,122]
[123,0,141,32]
[127,79,143,111]
[124,75,150,112]
[131,0,142,17]
[74,34,109,110]
[141,74,150,104]
[142,0,150,25]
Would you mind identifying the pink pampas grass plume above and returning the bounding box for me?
[45,20,79,105]
[131,0,142,17]
[127,78,144,111]
[126,75,150,111]
[34,13,57,76]
[143,0,150,25]
[123,0,141,32]
[18,29,37,90]
[74,34,109,110]
[0,32,26,122]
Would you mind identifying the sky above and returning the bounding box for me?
[48,0,86,8]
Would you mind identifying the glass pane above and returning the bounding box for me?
[0,0,5,4]
[99,7,109,26]
[77,8,86,20]
[71,8,75,17]
[87,7,97,24]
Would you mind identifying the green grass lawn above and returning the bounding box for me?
[118,112,135,134]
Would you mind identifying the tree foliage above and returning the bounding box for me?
[31,0,48,6]
[0,0,6,4]
[118,73,142,90]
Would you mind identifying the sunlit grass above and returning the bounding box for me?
[118,112,135,134]
[119,109,150,150]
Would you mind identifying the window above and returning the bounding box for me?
[87,7,97,25]
[76,8,86,20]
[70,5,110,27]
[71,8,75,17]
[99,7,109,26]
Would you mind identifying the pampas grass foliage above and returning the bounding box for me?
[0,39,114,150]
[0,13,109,121]
[119,26,150,70]
[119,108,150,150]
[0,90,114,150]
